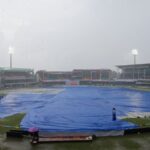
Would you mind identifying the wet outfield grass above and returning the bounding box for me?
[0,133,150,150]
[0,113,25,134]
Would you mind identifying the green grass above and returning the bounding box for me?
[1,133,150,150]
[123,117,150,127]
[0,113,25,133]
[117,138,142,150]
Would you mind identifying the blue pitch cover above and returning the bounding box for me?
[1,86,150,131]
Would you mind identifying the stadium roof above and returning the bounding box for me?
[0,67,33,72]
[36,70,72,74]
[73,69,111,72]
[117,63,150,69]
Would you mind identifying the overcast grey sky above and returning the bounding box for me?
[0,0,149,71]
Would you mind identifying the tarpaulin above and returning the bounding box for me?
[20,86,150,132]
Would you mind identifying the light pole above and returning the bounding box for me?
[132,49,138,65]
[8,46,14,69]
[131,49,138,80]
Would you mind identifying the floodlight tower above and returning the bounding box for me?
[131,49,138,65]
[131,49,138,80]
[8,46,14,69]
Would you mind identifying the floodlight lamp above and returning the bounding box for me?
[131,49,138,56]
[8,46,14,54]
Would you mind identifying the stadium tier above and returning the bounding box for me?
[117,63,150,80]
[36,69,113,85]
[0,67,36,88]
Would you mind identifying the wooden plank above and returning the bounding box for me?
[38,135,93,143]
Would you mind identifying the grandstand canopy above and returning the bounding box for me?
[117,63,150,69]
[0,67,34,73]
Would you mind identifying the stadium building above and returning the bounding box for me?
[36,69,113,86]
[0,67,36,88]
[36,71,72,85]
[117,63,150,80]
[72,69,112,80]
